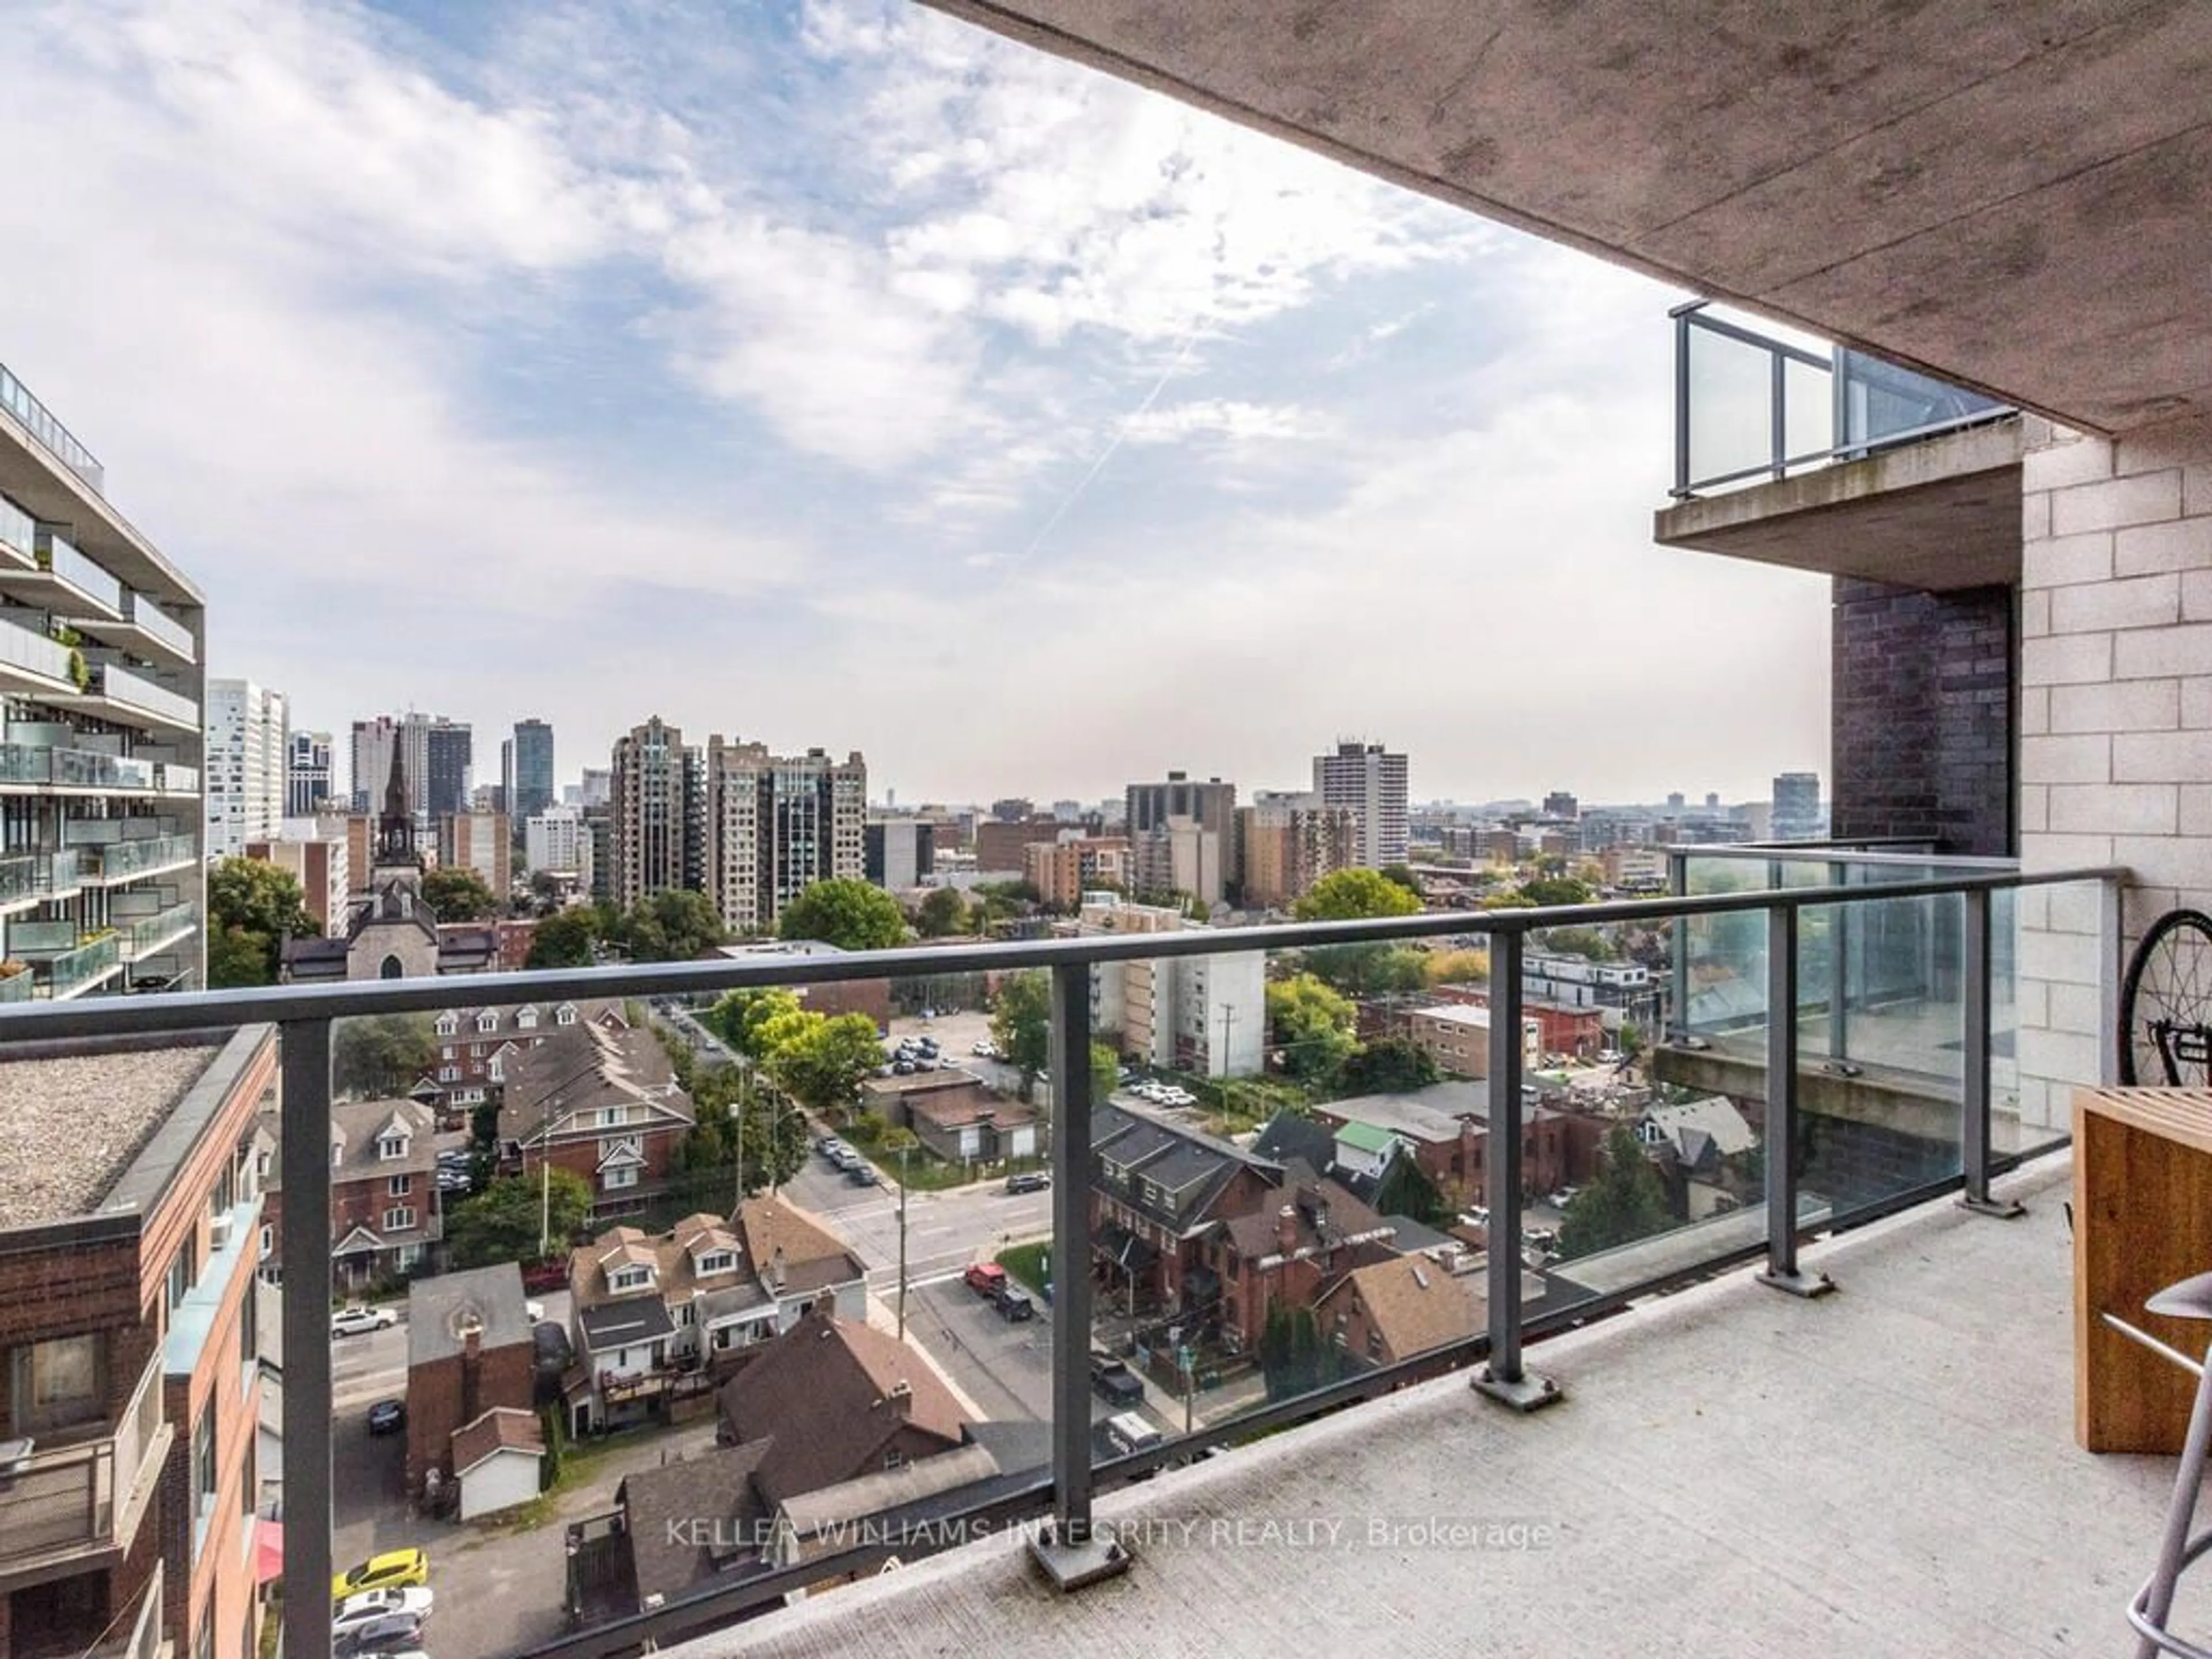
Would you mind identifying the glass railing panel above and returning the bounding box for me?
[1685,320,1779,491]
[122,592,192,655]
[42,933,121,996]
[35,529,122,615]
[0,493,33,564]
[90,835,198,881]
[0,611,79,684]
[0,966,33,1001]
[1837,348,2010,452]
[90,664,196,725]
[122,904,196,956]
[1783,354,1834,475]
[0,743,45,785]
[0,362,105,493]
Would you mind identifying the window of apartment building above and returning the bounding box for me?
[166,1238,196,1312]
[383,1206,415,1232]
[604,1165,639,1191]
[12,1331,106,1431]
[191,1393,217,1556]
[387,1173,411,1197]
[239,1285,258,1389]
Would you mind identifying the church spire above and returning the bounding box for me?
[376,742,418,866]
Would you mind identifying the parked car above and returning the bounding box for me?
[964,1262,1008,1297]
[971,1039,997,1057]
[845,1162,880,1185]
[1004,1170,1050,1195]
[331,1305,399,1338]
[1090,1353,1145,1407]
[365,1399,406,1435]
[331,1547,429,1603]
[994,1284,1036,1321]
[333,1588,433,1636]
[333,1616,426,1659]
[1547,1187,1581,1210]
[892,1059,916,1075]
[1097,1410,1164,1459]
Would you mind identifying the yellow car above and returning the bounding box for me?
[331,1547,428,1603]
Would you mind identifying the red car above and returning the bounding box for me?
[964,1263,1007,1298]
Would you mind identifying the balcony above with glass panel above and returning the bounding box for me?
[51,660,199,733]
[1654,302,2022,592]
[67,588,194,668]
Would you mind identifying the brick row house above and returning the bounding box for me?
[404,1263,541,1511]
[421,998,627,1131]
[257,1096,441,1291]
[562,1199,867,1436]
[498,1019,695,1221]
[0,1027,275,1659]
[1298,1082,1603,1211]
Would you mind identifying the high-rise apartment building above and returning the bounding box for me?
[1237,793,1358,910]
[1770,771,1824,842]
[422,717,472,818]
[509,718,554,822]
[578,767,612,809]
[0,361,207,996]
[349,715,397,814]
[702,740,866,934]
[526,804,590,879]
[1313,740,1409,868]
[204,679,287,859]
[438,809,510,895]
[864,817,935,891]
[1125,770,1238,898]
[286,728,331,816]
[610,717,703,909]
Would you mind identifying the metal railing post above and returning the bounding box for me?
[1673,306,1692,497]
[280,1017,335,1659]
[1770,340,1788,482]
[1958,888,2024,1217]
[1759,904,1833,1297]
[1827,859,1851,1063]
[1475,927,1560,1411]
[1668,849,1689,1041]
[1029,961,1129,1590]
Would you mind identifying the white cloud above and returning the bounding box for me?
[1120,400,1335,446]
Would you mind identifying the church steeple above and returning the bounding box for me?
[376,743,418,867]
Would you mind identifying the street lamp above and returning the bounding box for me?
[896,1143,911,1343]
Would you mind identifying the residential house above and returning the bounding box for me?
[562,1200,867,1435]
[1306,1084,1600,1210]
[498,1018,695,1218]
[1314,1256,1484,1370]
[404,1263,536,1499]
[1088,1105,1277,1319]
[260,1096,440,1289]
[1403,1003,1542,1080]
[861,1073,1039,1164]
[1211,1171,1397,1357]
[1638,1096,1761,1219]
[424,998,626,1129]
[0,1027,274,1659]
[448,1406,544,1521]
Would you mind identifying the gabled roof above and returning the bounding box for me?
[498,1021,692,1146]
[617,1440,777,1607]
[1642,1096,1757,1166]
[579,1297,676,1353]
[717,1308,967,1508]
[1222,1173,1392,1268]
[1317,1257,1482,1363]
[569,1198,865,1318]
[327,1097,437,1185]
[408,1262,531,1368]
[450,1406,544,1479]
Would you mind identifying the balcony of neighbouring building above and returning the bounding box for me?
[0,363,103,497]
[74,833,198,887]
[55,662,197,733]
[10,925,124,999]
[0,528,125,623]
[0,612,83,702]
[115,902,196,964]
[67,588,192,669]
[0,736,178,798]
[1653,302,2022,590]
[11,1560,166,1659]
[0,1345,172,1592]
[0,848,88,916]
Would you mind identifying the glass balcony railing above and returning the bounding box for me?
[0,612,79,687]
[0,855,2122,1659]
[1670,300,2014,498]
[112,590,192,658]
[0,493,34,567]
[0,744,166,791]
[81,834,196,882]
[36,933,121,997]
[32,528,122,616]
[119,902,196,959]
[156,761,197,793]
[84,663,196,727]
[0,846,88,904]
[0,361,106,494]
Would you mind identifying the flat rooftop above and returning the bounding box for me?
[669,1153,2182,1658]
[0,1038,221,1230]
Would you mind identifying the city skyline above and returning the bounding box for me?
[0,1,1827,804]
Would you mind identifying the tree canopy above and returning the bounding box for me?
[1294,868,1424,922]
[1265,973,1358,1083]
[762,1011,885,1116]
[447,1170,594,1268]
[1336,1036,1440,1096]
[1373,1150,1451,1227]
[991,970,1053,1096]
[422,865,500,923]
[525,907,600,970]
[914,886,971,937]
[207,857,319,987]
[608,890,729,961]
[1520,874,1596,908]
[332,1014,438,1099]
[1557,1124,1674,1259]
[778,878,907,952]
[1304,943,1431,999]
[705,987,805,1059]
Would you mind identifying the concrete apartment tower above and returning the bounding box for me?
[285,728,331,817]
[610,717,703,909]
[509,717,555,821]
[703,738,867,934]
[204,679,287,859]
[0,361,206,997]
[1313,739,1410,869]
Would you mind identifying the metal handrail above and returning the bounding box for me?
[0,861,2123,1658]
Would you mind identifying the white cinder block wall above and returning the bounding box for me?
[2018,414,2212,1130]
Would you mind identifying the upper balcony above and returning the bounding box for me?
[70,589,194,669]
[1654,302,2022,593]
[0,1344,171,1593]
[0,527,127,623]
[53,661,199,734]
[0,363,103,497]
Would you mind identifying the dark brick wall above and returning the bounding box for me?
[1830,578,2014,857]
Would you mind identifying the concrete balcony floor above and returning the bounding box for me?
[671,1153,2196,1659]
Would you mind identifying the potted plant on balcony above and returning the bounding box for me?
[0,960,26,979]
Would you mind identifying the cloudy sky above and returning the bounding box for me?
[0,0,1829,808]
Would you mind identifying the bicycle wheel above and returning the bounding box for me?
[2119,909,2212,1086]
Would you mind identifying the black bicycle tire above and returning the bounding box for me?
[2119,908,2212,1086]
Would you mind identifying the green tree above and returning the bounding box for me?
[608,890,728,961]
[525,907,600,970]
[1293,868,1423,922]
[1372,1150,1451,1228]
[1306,944,1430,998]
[1424,948,1490,986]
[422,865,499,923]
[706,987,805,1059]
[915,887,971,938]
[1521,875,1594,908]
[1259,1302,1339,1399]
[1557,1124,1674,1260]
[778,878,908,952]
[207,856,319,987]
[1535,925,1617,961]
[1378,863,1423,895]
[332,1014,438,1099]
[1265,974,1358,1083]
[763,1012,885,1118]
[1090,1040,1122,1104]
[1336,1036,1440,1095]
[1617,1022,1645,1059]
[991,970,1052,1099]
[446,1170,594,1268]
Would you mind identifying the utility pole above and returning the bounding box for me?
[1218,1001,1237,1077]
[896,1145,910,1342]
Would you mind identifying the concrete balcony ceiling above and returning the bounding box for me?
[922,0,2212,436]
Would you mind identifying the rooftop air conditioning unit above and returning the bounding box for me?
[208,1214,234,1251]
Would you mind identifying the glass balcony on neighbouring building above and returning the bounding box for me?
[0,360,106,495]
[0,611,80,694]
[1671,300,2014,498]
[74,589,194,667]
[0,492,36,571]
[117,902,196,961]
[79,834,197,884]
[77,662,196,730]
